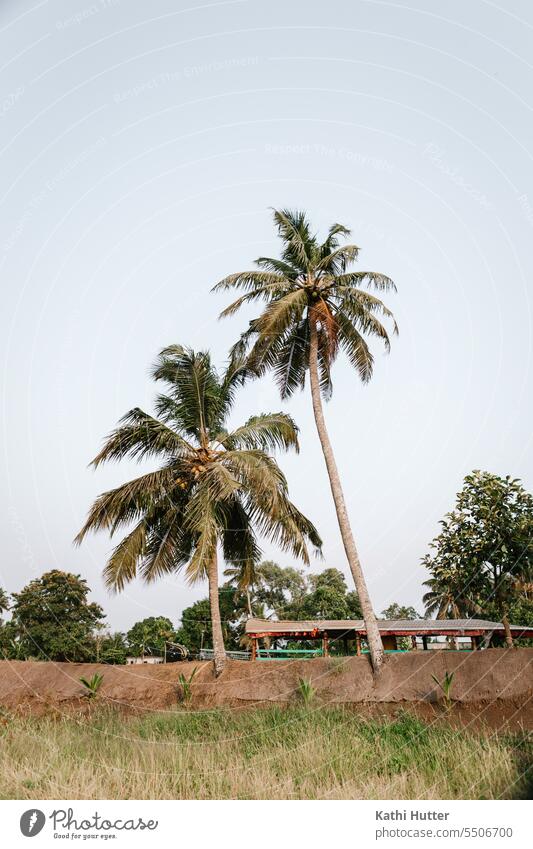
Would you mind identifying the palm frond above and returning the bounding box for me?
[219,500,261,570]
[185,506,218,583]
[91,408,192,468]
[220,412,299,454]
[218,283,290,318]
[315,244,360,275]
[273,319,309,399]
[152,346,223,440]
[103,520,147,591]
[333,271,397,292]
[74,467,180,542]
[319,222,351,257]
[255,256,301,279]
[212,270,287,294]
[140,516,194,584]
[334,311,374,383]
[272,208,315,270]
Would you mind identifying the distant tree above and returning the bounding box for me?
[126,617,175,660]
[95,632,128,665]
[286,569,361,620]
[223,562,258,617]
[0,589,9,652]
[251,562,362,621]
[175,591,240,653]
[423,471,533,645]
[422,575,473,620]
[254,560,307,616]
[0,588,9,619]
[10,570,105,661]
[381,603,422,620]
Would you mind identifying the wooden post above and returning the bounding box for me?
[355,633,361,656]
[322,633,329,657]
[251,637,257,661]
[411,635,417,651]
[422,636,428,651]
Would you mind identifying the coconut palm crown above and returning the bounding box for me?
[214,209,398,672]
[214,208,398,398]
[75,345,321,673]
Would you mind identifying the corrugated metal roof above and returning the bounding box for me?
[244,617,527,635]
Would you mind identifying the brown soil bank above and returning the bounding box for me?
[0,649,531,726]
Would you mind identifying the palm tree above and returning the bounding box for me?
[223,561,258,617]
[214,209,397,671]
[422,577,464,620]
[75,345,321,674]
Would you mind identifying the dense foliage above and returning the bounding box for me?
[381,603,422,620]
[6,571,105,662]
[423,471,533,640]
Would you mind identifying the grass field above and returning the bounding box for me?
[0,707,531,800]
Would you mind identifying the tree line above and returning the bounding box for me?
[2,466,532,666]
[0,565,365,663]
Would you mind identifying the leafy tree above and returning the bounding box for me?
[0,588,9,619]
[283,569,362,620]
[126,616,175,659]
[10,570,105,661]
[254,560,307,616]
[96,632,128,665]
[76,346,321,675]
[422,471,533,645]
[175,591,241,653]
[215,209,397,671]
[381,603,422,620]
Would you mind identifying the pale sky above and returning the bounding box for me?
[1,0,532,631]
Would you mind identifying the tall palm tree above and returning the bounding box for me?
[214,209,397,671]
[75,345,321,674]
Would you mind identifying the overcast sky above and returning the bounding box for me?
[1,0,532,632]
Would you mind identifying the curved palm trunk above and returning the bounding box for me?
[245,586,253,618]
[308,320,385,673]
[208,550,226,675]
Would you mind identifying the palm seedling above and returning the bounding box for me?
[297,676,316,707]
[177,666,199,703]
[80,672,104,699]
[431,670,455,710]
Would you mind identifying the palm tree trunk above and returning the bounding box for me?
[246,586,253,618]
[208,549,227,675]
[502,611,513,648]
[308,319,385,672]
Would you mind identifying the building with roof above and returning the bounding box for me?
[244,617,533,659]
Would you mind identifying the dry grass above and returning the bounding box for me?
[0,706,531,800]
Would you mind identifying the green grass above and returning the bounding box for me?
[0,706,530,800]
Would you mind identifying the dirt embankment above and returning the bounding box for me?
[0,649,532,727]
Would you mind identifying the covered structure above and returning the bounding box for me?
[244,617,533,659]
